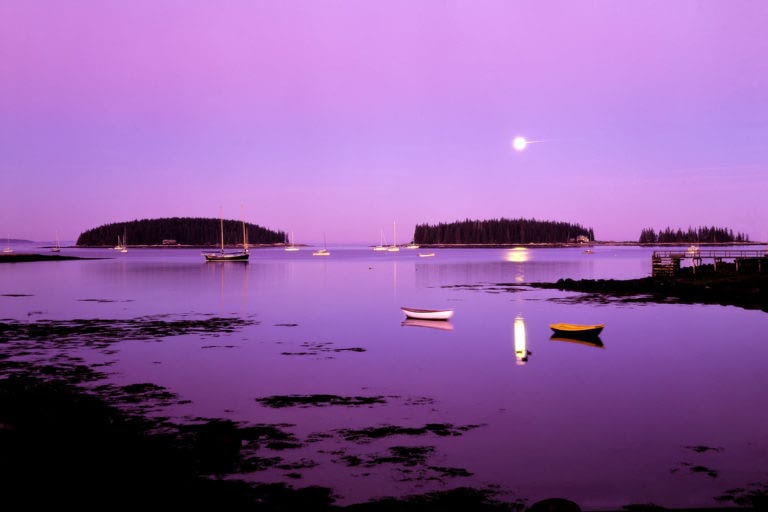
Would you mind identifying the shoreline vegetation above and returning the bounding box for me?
[76,217,286,246]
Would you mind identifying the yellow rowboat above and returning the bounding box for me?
[549,323,604,337]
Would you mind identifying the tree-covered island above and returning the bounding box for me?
[413,218,594,245]
[76,217,286,247]
[638,225,750,244]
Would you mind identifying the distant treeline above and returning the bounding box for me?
[413,218,595,244]
[638,226,749,244]
[76,217,286,246]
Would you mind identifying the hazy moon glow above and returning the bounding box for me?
[512,136,528,151]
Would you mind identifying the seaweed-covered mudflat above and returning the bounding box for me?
[1,313,764,511]
[526,265,768,313]
[0,314,519,510]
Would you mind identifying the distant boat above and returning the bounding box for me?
[51,231,61,253]
[418,252,435,258]
[387,221,400,252]
[114,228,127,252]
[3,234,12,253]
[406,243,419,249]
[549,323,604,337]
[203,208,249,262]
[284,231,300,252]
[312,233,330,256]
[373,229,388,251]
[401,306,454,321]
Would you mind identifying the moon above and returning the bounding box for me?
[512,136,528,151]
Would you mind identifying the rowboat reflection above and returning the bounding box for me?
[550,333,604,348]
[513,315,530,365]
[401,318,454,331]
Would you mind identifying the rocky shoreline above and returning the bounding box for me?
[527,264,768,313]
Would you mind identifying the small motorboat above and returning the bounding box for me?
[401,306,454,321]
[418,252,435,258]
[549,323,604,337]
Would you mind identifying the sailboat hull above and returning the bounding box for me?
[203,252,249,262]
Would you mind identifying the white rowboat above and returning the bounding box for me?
[401,306,454,321]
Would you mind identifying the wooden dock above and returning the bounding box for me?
[652,249,768,277]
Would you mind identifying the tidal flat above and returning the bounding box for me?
[1,313,765,511]
[0,315,517,510]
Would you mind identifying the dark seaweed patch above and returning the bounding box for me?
[281,341,366,357]
[0,315,258,350]
[256,394,388,408]
[715,482,768,508]
[671,461,718,478]
[333,445,473,485]
[336,423,484,443]
[275,323,299,327]
[686,445,723,453]
[2,294,33,297]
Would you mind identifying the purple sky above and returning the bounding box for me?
[2,1,767,244]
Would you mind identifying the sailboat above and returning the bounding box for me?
[373,229,388,251]
[312,233,330,256]
[120,228,128,253]
[2,235,12,253]
[387,221,400,252]
[203,208,249,262]
[113,232,124,251]
[51,231,61,252]
[284,231,299,252]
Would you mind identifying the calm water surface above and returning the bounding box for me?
[2,244,767,509]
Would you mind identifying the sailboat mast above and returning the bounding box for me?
[241,205,248,253]
[219,207,224,253]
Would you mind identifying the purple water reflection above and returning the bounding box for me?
[1,245,766,509]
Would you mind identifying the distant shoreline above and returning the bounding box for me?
[0,253,104,263]
[72,243,297,249]
[413,241,762,249]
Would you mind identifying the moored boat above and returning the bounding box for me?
[418,252,435,258]
[549,323,604,336]
[284,231,300,252]
[202,208,249,262]
[401,306,454,321]
[312,233,330,256]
